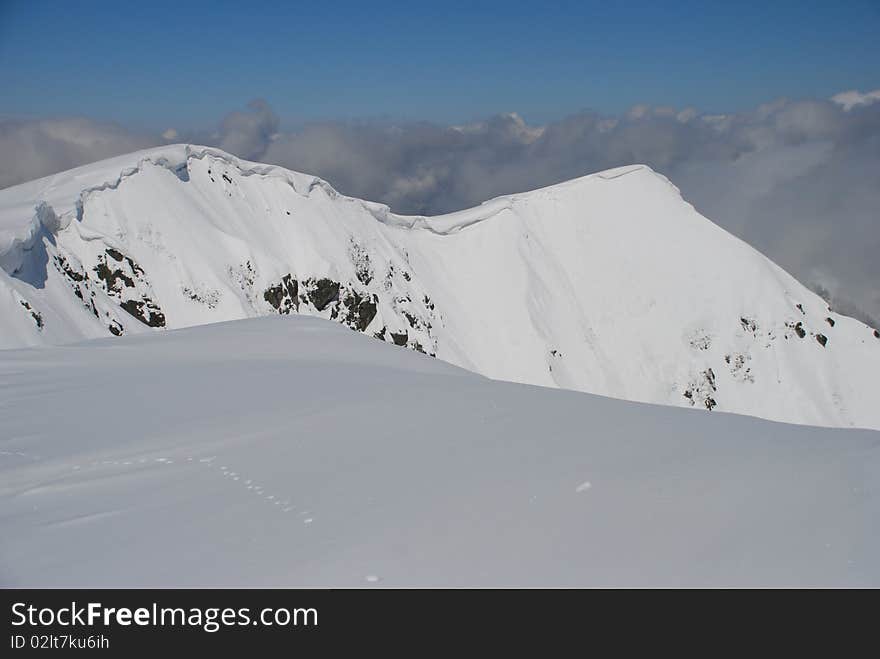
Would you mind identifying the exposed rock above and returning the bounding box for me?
[704,368,716,391]
[354,297,377,331]
[785,321,806,339]
[263,274,298,314]
[349,239,373,285]
[91,250,166,329]
[725,353,754,383]
[54,255,86,282]
[106,248,144,277]
[688,330,711,351]
[307,278,340,311]
[95,261,134,291]
[684,368,719,411]
[391,331,408,346]
[263,284,284,309]
[816,334,828,347]
[18,299,43,330]
[229,261,257,296]
[338,289,377,331]
[825,317,835,327]
[121,299,166,328]
[383,265,395,291]
[183,285,220,309]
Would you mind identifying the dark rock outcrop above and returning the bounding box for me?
[93,249,166,328]
[263,274,299,314]
[306,278,340,311]
[19,299,43,330]
[120,298,166,328]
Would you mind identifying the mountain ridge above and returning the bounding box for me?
[0,145,661,253]
[1,145,878,429]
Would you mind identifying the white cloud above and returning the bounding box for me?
[216,99,278,161]
[831,89,880,111]
[0,117,152,189]
[2,93,878,323]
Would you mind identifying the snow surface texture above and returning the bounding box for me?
[1,315,878,587]
[1,145,879,429]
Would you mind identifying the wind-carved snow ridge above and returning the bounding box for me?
[73,158,189,224]
[0,146,329,264]
[378,166,652,236]
[0,145,878,429]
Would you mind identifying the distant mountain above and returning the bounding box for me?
[1,145,878,428]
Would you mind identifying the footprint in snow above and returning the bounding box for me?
[202,460,300,519]
[0,450,40,461]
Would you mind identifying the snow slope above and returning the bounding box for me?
[1,145,878,428]
[1,315,878,587]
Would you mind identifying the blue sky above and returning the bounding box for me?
[1,0,879,128]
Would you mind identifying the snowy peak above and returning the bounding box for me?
[1,146,878,429]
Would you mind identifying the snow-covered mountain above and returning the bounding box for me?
[3,315,878,587]
[1,145,878,428]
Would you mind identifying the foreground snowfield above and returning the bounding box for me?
[2,145,879,429]
[1,315,878,587]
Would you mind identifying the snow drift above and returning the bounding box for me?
[2,315,878,587]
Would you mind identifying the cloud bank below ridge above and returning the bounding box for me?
[2,90,878,324]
